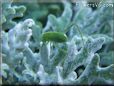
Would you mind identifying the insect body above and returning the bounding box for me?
[42,32,68,43]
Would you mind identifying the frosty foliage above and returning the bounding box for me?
[1,0,114,85]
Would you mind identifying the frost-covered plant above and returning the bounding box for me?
[1,0,114,85]
[1,0,26,30]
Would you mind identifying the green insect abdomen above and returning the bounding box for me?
[42,32,68,43]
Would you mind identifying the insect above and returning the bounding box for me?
[42,32,68,43]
